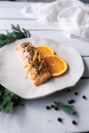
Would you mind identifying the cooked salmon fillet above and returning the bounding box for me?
[16,42,51,86]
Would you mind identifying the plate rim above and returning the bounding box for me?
[0,37,84,99]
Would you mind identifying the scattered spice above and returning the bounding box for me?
[46,101,78,125]
[51,105,55,108]
[82,95,87,100]
[46,106,51,110]
[57,117,63,123]
[54,107,59,111]
[72,120,78,125]
[68,99,75,104]
[74,92,79,96]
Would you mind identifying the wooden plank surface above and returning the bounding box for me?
[0,19,60,29]
[0,2,29,8]
[0,2,89,133]
[83,57,89,78]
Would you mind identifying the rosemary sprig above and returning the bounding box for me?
[0,24,30,112]
[0,24,31,47]
[0,84,23,112]
[0,25,77,115]
[54,101,77,115]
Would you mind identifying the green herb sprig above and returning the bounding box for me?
[0,24,31,47]
[54,101,77,115]
[0,85,23,112]
[0,25,30,112]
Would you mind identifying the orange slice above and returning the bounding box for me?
[44,55,68,77]
[36,45,54,57]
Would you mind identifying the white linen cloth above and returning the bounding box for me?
[22,0,89,40]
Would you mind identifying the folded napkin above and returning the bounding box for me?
[22,0,89,40]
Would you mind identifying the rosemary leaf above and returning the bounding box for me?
[0,84,23,112]
[54,101,77,115]
[0,24,31,48]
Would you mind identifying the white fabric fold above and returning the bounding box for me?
[21,0,89,40]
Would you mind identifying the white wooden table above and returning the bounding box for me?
[0,2,89,133]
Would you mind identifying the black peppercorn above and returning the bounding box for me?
[51,105,55,108]
[82,95,87,100]
[74,92,79,96]
[72,120,77,125]
[46,106,51,110]
[57,117,63,123]
[68,99,75,104]
[54,107,59,111]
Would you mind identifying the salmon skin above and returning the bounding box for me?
[16,42,51,86]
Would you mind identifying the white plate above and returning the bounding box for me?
[0,37,84,99]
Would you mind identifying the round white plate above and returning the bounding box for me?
[0,37,84,99]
